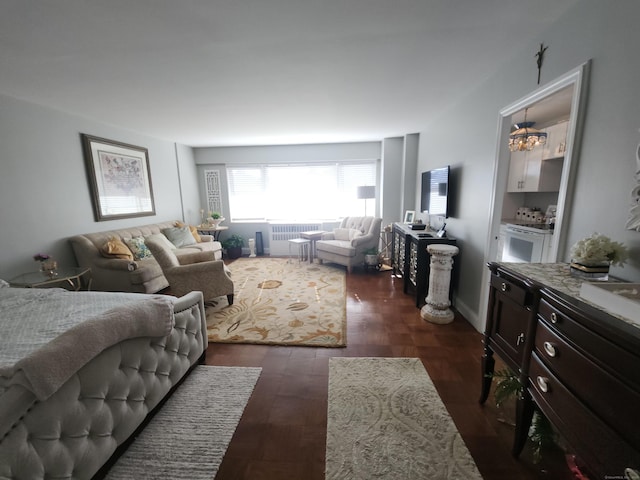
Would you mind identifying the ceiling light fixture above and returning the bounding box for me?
[508,108,547,152]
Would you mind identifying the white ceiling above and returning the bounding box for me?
[0,0,581,147]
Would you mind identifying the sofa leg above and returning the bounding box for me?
[227,294,234,305]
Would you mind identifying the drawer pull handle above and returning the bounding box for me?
[543,342,557,357]
[624,468,640,480]
[516,333,525,346]
[537,376,550,393]
[550,312,558,323]
[501,282,509,292]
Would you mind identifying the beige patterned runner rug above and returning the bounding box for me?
[206,257,346,347]
[326,357,483,480]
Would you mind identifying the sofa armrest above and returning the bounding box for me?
[177,251,217,265]
[92,257,138,271]
[168,259,225,278]
[351,233,375,247]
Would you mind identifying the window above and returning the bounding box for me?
[227,161,377,221]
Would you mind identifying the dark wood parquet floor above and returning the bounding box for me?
[205,263,573,480]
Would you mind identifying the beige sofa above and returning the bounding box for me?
[69,221,222,293]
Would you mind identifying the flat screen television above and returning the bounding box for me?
[421,165,451,218]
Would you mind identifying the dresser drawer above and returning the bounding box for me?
[491,273,528,305]
[529,354,640,478]
[538,297,640,391]
[534,320,640,449]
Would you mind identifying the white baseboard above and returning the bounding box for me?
[454,297,485,333]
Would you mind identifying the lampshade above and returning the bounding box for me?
[356,185,376,199]
[508,109,547,152]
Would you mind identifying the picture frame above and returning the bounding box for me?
[81,134,156,221]
[403,210,415,223]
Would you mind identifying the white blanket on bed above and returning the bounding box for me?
[0,288,175,400]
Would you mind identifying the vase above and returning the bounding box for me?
[569,260,610,281]
[41,259,58,278]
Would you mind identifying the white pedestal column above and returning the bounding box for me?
[420,244,459,324]
[248,238,256,257]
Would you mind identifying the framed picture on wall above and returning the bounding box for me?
[81,134,156,221]
[403,210,415,223]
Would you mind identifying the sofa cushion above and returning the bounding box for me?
[174,221,202,243]
[333,228,363,241]
[316,240,356,257]
[162,227,197,248]
[100,237,134,260]
[125,236,153,260]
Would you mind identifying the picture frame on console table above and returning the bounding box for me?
[403,210,415,224]
[81,134,156,221]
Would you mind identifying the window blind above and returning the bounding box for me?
[227,161,376,221]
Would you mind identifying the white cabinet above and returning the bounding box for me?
[507,148,563,193]
[542,121,568,160]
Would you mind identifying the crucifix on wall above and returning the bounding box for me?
[535,43,548,84]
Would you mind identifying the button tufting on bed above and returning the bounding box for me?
[0,294,206,480]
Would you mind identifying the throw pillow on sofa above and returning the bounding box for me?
[125,236,153,260]
[145,233,177,251]
[100,237,134,260]
[162,227,197,248]
[174,221,202,242]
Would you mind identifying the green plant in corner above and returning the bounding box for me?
[222,234,244,249]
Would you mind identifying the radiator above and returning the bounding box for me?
[269,223,322,256]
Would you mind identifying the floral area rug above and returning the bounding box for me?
[206,257,346,347]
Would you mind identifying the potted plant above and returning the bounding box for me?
[363,247,379,266]
[222,234,244,259]
[207,211,225,226]
[487,368,556,463]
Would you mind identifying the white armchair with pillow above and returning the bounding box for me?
[316,216,383,273]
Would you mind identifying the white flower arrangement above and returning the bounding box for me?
[570,233,629,267]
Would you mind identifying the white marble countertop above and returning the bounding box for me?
[497,262,639,332]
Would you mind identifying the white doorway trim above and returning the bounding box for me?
[477,60,592,333]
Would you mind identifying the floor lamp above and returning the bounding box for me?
[356,185,376,216]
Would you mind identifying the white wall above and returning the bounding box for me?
[0,94,198,279]
[415,0,640,330]
[175,143,202,226]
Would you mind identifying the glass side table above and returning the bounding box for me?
[9,267,92,291]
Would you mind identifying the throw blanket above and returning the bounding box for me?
[0,288,174,401]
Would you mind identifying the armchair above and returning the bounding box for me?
[145,236,234,305]
[316,216,383,273]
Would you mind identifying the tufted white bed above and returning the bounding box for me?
[0,284,208,479]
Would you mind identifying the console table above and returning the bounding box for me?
[196,225,228,241]
[481,262,640,479]
[391,223,457,307]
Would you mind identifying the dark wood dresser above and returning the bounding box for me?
[481,262,640,479]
